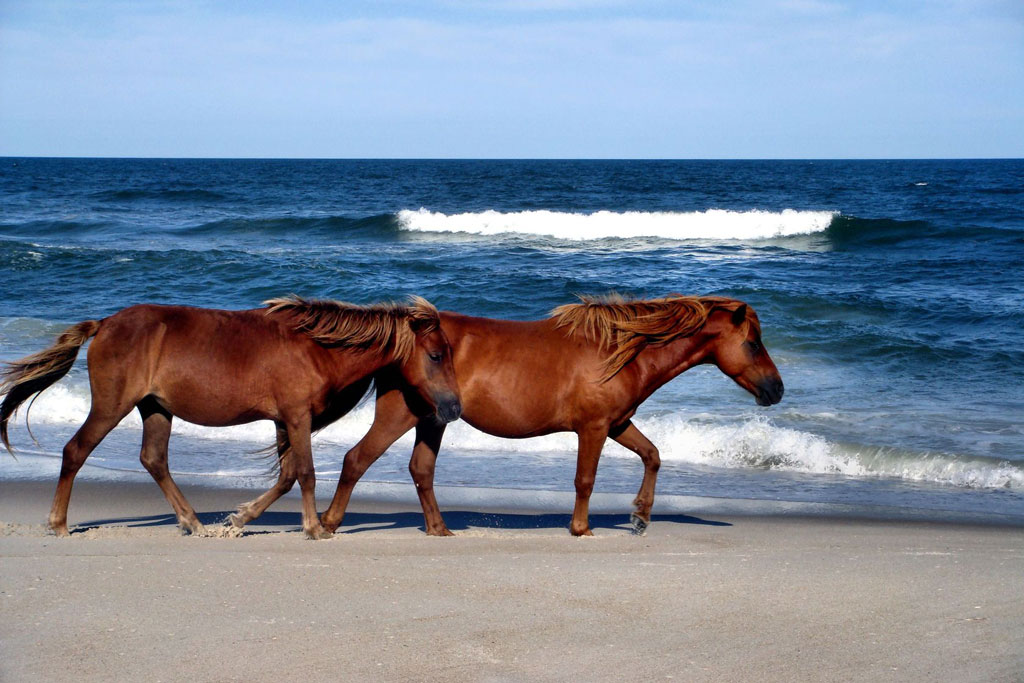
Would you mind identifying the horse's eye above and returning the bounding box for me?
[748,340,761,354]
[428,352,442,363]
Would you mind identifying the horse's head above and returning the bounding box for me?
[398,301,462,423]
[263,294,463,422]
[704,302,784,406]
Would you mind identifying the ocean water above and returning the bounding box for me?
[1,158,1023,520]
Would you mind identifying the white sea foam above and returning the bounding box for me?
[14,383,1023,491]
[396,208,837,241]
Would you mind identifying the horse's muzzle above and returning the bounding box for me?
[756,378,785,406]
[436,396,463,423]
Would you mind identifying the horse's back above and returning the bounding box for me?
[101,303,267,333]
[85,304,325,424]
[91,304,280,363]
[438,312,609,435]
[440,312,582,374]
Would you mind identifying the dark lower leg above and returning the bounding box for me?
[409,420,450,536]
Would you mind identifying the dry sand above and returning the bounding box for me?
[1,478,1022,682]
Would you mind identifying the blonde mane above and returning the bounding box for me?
[264,295,439,361]
[551,293,730,381]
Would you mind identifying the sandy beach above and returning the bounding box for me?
[1,478,1022,682]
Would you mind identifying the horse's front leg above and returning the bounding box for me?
[570,425,609,536]
[610,420,660,536]
[320,389,417,534]
[285,415,330,540]
[409,419,451,536]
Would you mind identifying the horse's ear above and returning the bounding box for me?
[407,313,439,335]
[405,296,440,335]
[731,304,748,327]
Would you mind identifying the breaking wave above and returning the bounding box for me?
[396,208,837,241]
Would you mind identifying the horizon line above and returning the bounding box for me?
[4,155,1024,162]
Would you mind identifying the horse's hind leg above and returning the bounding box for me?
[610,421,660,536]
[48,408,130,536]
[137,398,205,536]
[229,423,296,529]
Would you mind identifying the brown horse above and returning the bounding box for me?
[319,294,783,537]
[0,296,461,539]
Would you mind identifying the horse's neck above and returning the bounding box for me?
[630,334,709,393]
[324,346,394,388]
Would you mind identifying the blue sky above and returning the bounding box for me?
[1,0,1022,158]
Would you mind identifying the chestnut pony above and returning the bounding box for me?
[0,296,461,539]
[320,294,783,537]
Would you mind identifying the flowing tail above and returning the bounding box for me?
[0,320,101,453]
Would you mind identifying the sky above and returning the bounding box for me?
[1,0,1022,159]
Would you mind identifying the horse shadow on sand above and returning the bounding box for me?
[73,509,731,535]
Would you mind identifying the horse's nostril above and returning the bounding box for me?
[756,378,784,406]
[438,399,462,422]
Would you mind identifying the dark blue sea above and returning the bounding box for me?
[2,158,1023,520]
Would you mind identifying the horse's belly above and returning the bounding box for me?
[460,400,565,439]
[160,405,271,428]
[152,390,274,427]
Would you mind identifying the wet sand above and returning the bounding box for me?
[1,479,1022,682]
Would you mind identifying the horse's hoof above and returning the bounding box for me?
[426,527,455,537]
[227,512,246,528]
[630,513,649,536]
[305,527,334,540]
[180,523,208,537]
